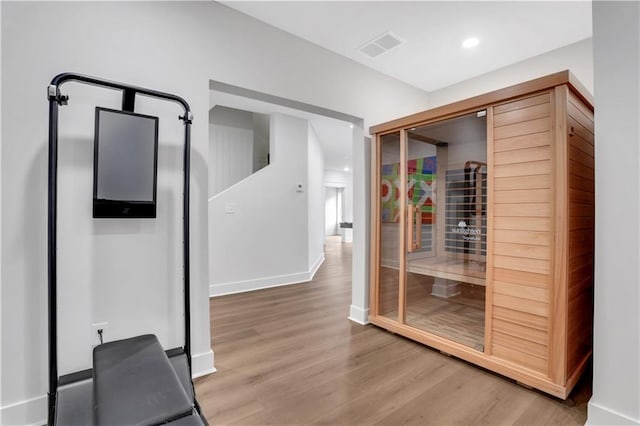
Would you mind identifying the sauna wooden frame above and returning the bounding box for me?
[368,71,594,399]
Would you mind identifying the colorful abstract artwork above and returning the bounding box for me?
[381,156,436,223]
[380,163,400,222]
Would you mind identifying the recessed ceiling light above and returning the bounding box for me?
[344,166,350,172]
[462,37,479,49]
[349,124,354,129]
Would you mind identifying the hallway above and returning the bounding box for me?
[195,236,589,425]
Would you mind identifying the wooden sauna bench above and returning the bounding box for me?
[407,257,486,286]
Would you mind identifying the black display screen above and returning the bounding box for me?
[93,107,159,218]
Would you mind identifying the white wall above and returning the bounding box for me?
[209,107,272,197]
[343,171,354,244]
[209,107,254,196]
[210,105,254,129]
[209,113,315,295]
[307,125,325,273]
[325,187,342,236]
[0,1,3,418]
[324,170,353,243]
[253,113,270,171]
[1,2,430,424]
[61,95,187,370]
[587,2,640,424]
[325,188,338,236]
[210,123,253,194]
[427,38,594,108]
[325,170,350,187]
[349,129,368,324]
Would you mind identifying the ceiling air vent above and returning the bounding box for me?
[359,31,405,58]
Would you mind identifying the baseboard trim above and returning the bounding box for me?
[587,400,640,425]
[309,252,325,280]
[348,305,370,325]
[210,253,325,297]
[0,394,46,426]
[192,348,216,379]
[1,351,216,425]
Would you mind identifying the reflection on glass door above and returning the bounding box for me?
[377,132,401,320]
[404,112,488,351]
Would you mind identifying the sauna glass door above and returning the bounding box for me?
[404,112,488,351]
[377,131,402,320]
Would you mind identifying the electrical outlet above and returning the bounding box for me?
[92,322,109,346]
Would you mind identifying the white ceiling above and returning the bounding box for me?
[222,1,593,92]
[215,1,592,172]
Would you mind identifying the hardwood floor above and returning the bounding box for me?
[195,236,590,425]
[381,270,486,351]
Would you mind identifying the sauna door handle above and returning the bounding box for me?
[415,207,422,250]
[407,205,422,252]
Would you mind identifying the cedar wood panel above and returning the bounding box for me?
[489,91,552,375]
[566,91,595,378]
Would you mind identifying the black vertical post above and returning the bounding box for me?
[182,117,192,373]
[121,89,136,113]
[47,97,59,426]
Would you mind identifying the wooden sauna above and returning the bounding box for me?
[368,71,594,399]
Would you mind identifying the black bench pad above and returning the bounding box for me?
[168,413,207,426]
[93,334,192,426]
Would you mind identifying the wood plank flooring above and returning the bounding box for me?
[383,271,486,351]
[195,236,590,425]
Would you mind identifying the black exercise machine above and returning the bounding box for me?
[47,73,207,425]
